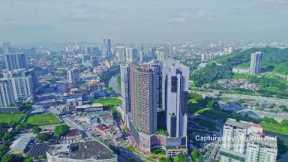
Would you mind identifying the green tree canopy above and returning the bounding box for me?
[54,124,70,138]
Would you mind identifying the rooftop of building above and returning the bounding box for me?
[47,140,116,160]
[225,118,263,130]
[225,118,251,129]
[10,133,35,153]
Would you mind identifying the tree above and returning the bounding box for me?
[191,149,200,161]
[127,158,136,162]
[174,154,187,162]
[37,133,51,142]
[19,102,32,112]
[1,154,13,162]
[32,126,41,134]
[24,156,33,162]
[54,125,70,138]
[1,154,24,162]
[159,157,173,162]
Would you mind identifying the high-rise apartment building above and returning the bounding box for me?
[0,79,15,107]
[120,64,130,114]
[67,68,80,84]
[4,53,28,70]
[10,76,33,101]
[103,39,112,58]
[250,52,262,74]
[3,70,34,101]
[220,118,277,162]
[162,60,189,143]
[246,134,277,162]
[129,63,161,135]
[156,50,168,62]
[122,59,189,155]
[125,48,139,63]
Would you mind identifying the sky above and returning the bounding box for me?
[1,0,288,45]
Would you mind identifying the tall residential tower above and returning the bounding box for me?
[250,52,262,74]
[0,79,15,108]
[4,53,28,70]
[162,60,189,146]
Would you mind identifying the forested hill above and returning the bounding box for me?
[216,47,288,74]
[191,47,288,87]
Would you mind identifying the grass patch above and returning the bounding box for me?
[93,97,122,107]
[0,113,25,124]
[26,113,61,126]
[197,109,229,119]
[260,118,288,135]
[194,108,211,115]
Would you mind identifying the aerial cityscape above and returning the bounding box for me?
[1,1,288,162]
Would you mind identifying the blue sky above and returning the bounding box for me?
[1,0,288,44]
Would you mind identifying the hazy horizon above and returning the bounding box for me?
[1,0,288,45]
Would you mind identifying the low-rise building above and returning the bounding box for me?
[10,133,35,155]
[46,140,117,162]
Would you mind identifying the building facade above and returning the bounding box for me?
[3,70,34,101]
[220,119,277,162]
[4,53,28,70]
[246,135,277,162]
[250,52,262,74]
[120,64,130,114]
[103,39,112,58]
[0,79,15,107]
[123,59,189,156]
[67,68,80,84]
[129,63,161,135]
[162,60,189,146]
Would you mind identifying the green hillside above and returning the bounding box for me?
[191,48,288,98]
[216,47,288,74]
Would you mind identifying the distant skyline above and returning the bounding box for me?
[1,0,288,45]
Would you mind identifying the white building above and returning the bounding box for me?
[220,119,278,162]
[162,59,189,143]
[0,79,15,107]
[10,75,33,101]
[246,135,277,162]
[250,52,262,74]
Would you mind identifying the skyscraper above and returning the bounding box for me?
[129,63,161,135]
[162,60,189,143]
[67,68,80,84]
[124,60,189,155]
[156,50,168,62]
[125,48,139,63]
[0,79,15,108]
[103,38,112,58]
[10,76,33,101]
[4,53,28,70]
[120,64,130,113]
[250,52,262,74]
[3,70,34,101]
